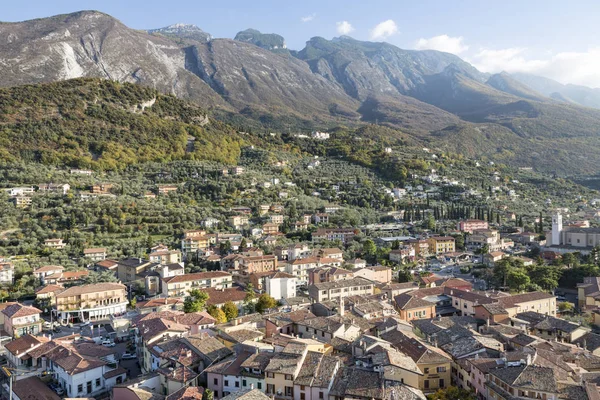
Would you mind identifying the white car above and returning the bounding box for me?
[121,352,136,360]
[101,340,116,347]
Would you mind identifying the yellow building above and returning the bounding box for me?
[427,236,456,255]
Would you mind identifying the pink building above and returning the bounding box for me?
[457,219,489,233]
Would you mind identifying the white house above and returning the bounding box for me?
[265,272,297,300]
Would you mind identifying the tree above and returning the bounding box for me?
[558,302,574,313]
[183,289,209,313]
[239,238,247,250]
[222,301,239,321]
[129,297,137,309]
[363,239,377,257]
[561,253,578,268]
[391,240,400,250]
[244,284,256,314]
[426,214,436,230]
[207,305,227,323]
[202,389,214,400]
[427,386,476,400]
[397,269,413,283]
[507,269,530,292]
[255,293,278,313]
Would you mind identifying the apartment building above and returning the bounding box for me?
[228,215,249,230]
[352,266,392,284]
[249,271,296,300]
[54,282,127,324]
[308,277,374,303]
[262,223,280,235]
[311,228,357,244]
[457,219,489,233]
[44,238,66,250]
[116,257,157,282]
[239,255,278,276]
[0,262,14,284]
[162,271,233,298]
[427,236,456,255]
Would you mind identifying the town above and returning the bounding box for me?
[1,152,600,400]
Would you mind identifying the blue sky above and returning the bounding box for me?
[4,0,600,87]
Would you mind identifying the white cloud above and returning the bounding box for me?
[469,46,600,88]
[336,21,354,35]
[301,13,316,23]
[370,19,398,40]
[415,34,469,55]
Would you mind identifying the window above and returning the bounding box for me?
[424,380,430,389]
[267,372,274,378]
[95,378,101,387]
[440,379,445,388]
[285,386,293,396]
[257,383,262,390]
[285,374,293,381]
[77,384,83,393]
[235,382,240,388]
[267,384,275,394]
[301,385,305,390]
[214,378,218,385]
[243,380,247,387]
[408,313,412,318]
[424,368,430,374]
[215,392,219,398]
[319,391,324,399]
[437,366,446,373]
[224,380,229,386]
[464,304,467,309]
[301,394,306,400]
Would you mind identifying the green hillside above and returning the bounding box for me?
[0,78,242,170]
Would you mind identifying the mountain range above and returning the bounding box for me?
[2,10,600,175]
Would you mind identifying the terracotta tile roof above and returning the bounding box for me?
[394,293,435,310]
[84,248,106,254]
[174,311,215,326]
[51,351,106,375]
[35,285,64,295]
[4,334,48,355]
[33,265,64,274]
[221,389,270,400]
[497,292,555,308]
[136,298,183,309]
[166,386,205,400]
[55,282,126,298]
[163,271,231,284]
[2,303,42,319]
[95,259,118,269]
[103,366,127,379]
[157,365,198,383]
[137,317,189,341]
[204,286,247,306]
[12,376,61,400]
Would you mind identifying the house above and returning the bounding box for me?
[352,266,392,284]
[307,266,354,285]
[44,238,66,250]
[149,245,182,264]
[484,251,506,266]
[262,223,279,235]
[270,215,284,224]
[486,365,559,400]
[136,298,184,314]
[513,311,589,343]
[43,270,89,286]
[313,213,329,224]
[287,244,312,261]
[249,271,296,300]
[229,215,249,230]
[389,247,416,263]
[457,219,488,233]
[2,303,42,338]
[394,294,436,322]
[204,287,255,311]
[91,183,114,194]
[38,183,70,195]
[54,282,127,324]
[307,277,374,302]
[157,185,178,195]
[0,261,14,284]
[83,247,107,262]
[11,376,61,400]
[116,257,156,282]
[13,196,32,208]
[231,166,245,175]
[317,248,344,260]
[578,276,600,311]
[381,282,419,299]
[162,271,233,298]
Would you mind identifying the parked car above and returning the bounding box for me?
[102,340,116,347]
[53,326,61,333]
[49,383,64,396]
[121,352,136,360]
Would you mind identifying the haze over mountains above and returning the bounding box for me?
[2,10,600,175]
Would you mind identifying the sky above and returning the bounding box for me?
[4,0,600,87]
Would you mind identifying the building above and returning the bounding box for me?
[578,276,600,311]
[54,282,128,324]
[83,247,107,262]
[38,183,70,195]
[13,196,32,208]
[312,228,357,244]
[149,245,182,264]
[2,303,42,338]
[427,237,455,255]
[308,277,374,302]
[486,365,559,400]
[550,212,600,254]
[162,271,233,298]
[394,294,436,321]
[0,261,14,284]
[389,247,416,263]
[229,215,249,230]
[250,271,296,300]
[239,255,278,276]
[262,223,279,235]
[116,257,156,282]
[352,266,392,284]
[308,266,354,285]
[44,238,66,250]
[457,219,489,233]
[157,185,178,195]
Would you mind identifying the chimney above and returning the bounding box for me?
[339,296,345,317]
[250,383,254,390]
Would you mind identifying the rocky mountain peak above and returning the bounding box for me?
[148,23,211,42]
[234,28,287,51]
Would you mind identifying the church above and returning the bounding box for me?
[548,213,600,254]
